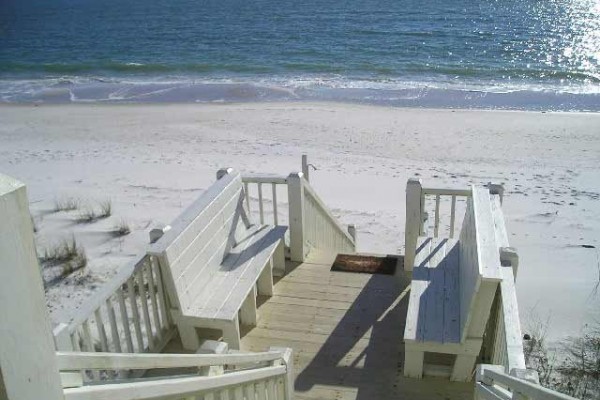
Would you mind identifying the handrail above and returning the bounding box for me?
[63,365,287,400]
[421,187,472,197]
[242,174,289,226]
[303,179,354,247]
[53,253,174,360]
[64,255,148,332]
[476,365,577,400]
[56,351,284,370]
[242,174,288,185]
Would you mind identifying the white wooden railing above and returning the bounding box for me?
[302,180,355,256]
[243,171,356,263]
[476,365,577,400]
[404,178,472,271]
[57,348,294,400]
[242,174,289,227]
[53,254,175,373]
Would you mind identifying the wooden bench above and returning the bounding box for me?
[404,186,501,381]
[149,169,287,350]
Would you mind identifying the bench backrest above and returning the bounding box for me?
[148,171,253,313]
[457,186,501,342]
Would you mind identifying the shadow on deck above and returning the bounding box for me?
[239,255,474,400]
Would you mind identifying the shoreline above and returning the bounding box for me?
[1,102,599,344]
[2,100,600,115]
[1,79,599,112]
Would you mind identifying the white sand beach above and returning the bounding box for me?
[1,102,599,344]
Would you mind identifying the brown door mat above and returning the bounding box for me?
[331,254,401,275]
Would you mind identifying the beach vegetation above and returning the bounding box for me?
[39,236,87,276]
[524,320,600,399]
[110,219,131,237]
[98,199,112,218]
[53,197,80,212]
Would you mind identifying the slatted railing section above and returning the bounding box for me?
[57,349,294,400]
[242,174,289,227]
[53,254,175,379]
[302,180,356,257]
[483,194,527,376]
[420,187,472,238]
[476,365,577,400]
[404,179,471,271]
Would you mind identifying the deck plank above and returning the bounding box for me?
[241,259,474,400]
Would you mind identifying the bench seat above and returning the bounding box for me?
[150,170,287,351]
[403,186,502,382]
[405,237,460,345]
[187,225,287,321]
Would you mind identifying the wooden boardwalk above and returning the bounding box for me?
[241,255,474,400]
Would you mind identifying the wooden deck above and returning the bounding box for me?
[240,254,474,400]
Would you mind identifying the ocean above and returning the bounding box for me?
[1,0,599,110]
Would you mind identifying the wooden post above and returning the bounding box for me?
[149,225,171,244]
[347,224,356,242]
[301,155,309,182]
[0,174,63,400]
[287,172,306,262]
[487,182,504,204]
[404,178,422,272]
[270,347,294,400]
[217,167,234,180]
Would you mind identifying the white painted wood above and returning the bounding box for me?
[434,194,441,237]
[136,268,155,351]
[302,154,310,182]
[301,179,355,256]
[63,365,287,400]
[477,365,577,400]
[450,195,457,238]
[258,183,264,224]
[94,308,109,352]
[60,372,84,389]
[451,354,477,381]
[404,178,422,272]
[54,323,74,351]
[271,183,278,225]
[222,315,242,350]
[56,350,284,370]
[127,276,145,352]
[116,288,135,353]
[404,350,424,379]
[146,262,163,342]
[240,286,258,327]
[106,298,122,353]
[0,174,64,400]
[269,347,293,400]
[287,172,306,262]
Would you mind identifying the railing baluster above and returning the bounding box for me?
[82,319,95,352]
[151,256,171,329]
[272,183,278,225]
[136,268,155,351]
[106,298,122,353]
[245,383,256,400]
[127,276,145,352]
[244,182,250,213]
[258,183,264,224]
[449,195,457,238]
[82,319,99,379]
[146,260,163,342]
[256,380,266,400]
[434,194,441,237]
[117,288,134,353]
[94,308,109,352]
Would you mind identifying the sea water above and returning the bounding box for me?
[1,0,599,109]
